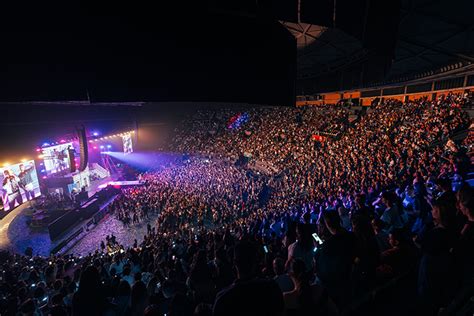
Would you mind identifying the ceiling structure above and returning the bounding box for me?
[388,0,474,80]
[1,0,472,100]
[289,0,474,92]
[281,22,366,79]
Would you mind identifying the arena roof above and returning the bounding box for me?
[389,0,474,79]
[281,23,366,78]
[292,0,474,89]
[1,0,472,100]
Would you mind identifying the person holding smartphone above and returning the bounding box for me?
[314,211,356,309]
[286,224,314,272]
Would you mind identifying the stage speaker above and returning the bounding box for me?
[77,125,88,171]
[68,148,76,173]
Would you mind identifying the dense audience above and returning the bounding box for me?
[0,92,473,316]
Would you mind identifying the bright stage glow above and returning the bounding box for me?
[102,151,179,170]
[97,183,108,189]
[122,134,133,154]
[98,180,141,189]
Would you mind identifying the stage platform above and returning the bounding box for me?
[0,176,120,255]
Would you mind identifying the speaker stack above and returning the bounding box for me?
[76,125,89,171]
[68,147,76,173]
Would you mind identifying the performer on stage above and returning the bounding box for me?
[2,169,23,210]
[18,162,36,201]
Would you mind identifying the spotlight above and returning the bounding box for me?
[93,146,97,149]
[38,154,44,159]
[89,140,94,143]
[21,159,27,163]
[3,162,10,167]
[93,132,99,136]
[107,145,112,149]
[42,176,47,179]
[100,145,104,149]
[42,143,50,147]
[36,148,41,152]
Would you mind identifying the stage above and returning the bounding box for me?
[0,176,121,256]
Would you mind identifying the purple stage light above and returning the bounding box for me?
[107,145,112,149]
[93,132,99,136]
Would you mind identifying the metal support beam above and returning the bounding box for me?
[399,36,474,63]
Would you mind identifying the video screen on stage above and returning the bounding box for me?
[42,143,73,174]
[123,134,133,154]
[0,160,41,212]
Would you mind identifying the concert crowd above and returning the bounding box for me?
[0,93,473,316]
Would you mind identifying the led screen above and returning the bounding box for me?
[42,143,73,174]
[0,160,41,212]
[123,134,133,154]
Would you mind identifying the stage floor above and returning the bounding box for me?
[66,211,159,256]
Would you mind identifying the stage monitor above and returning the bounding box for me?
[122,134,133,154]
[42,143,73,174]
[0,160,41,212]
